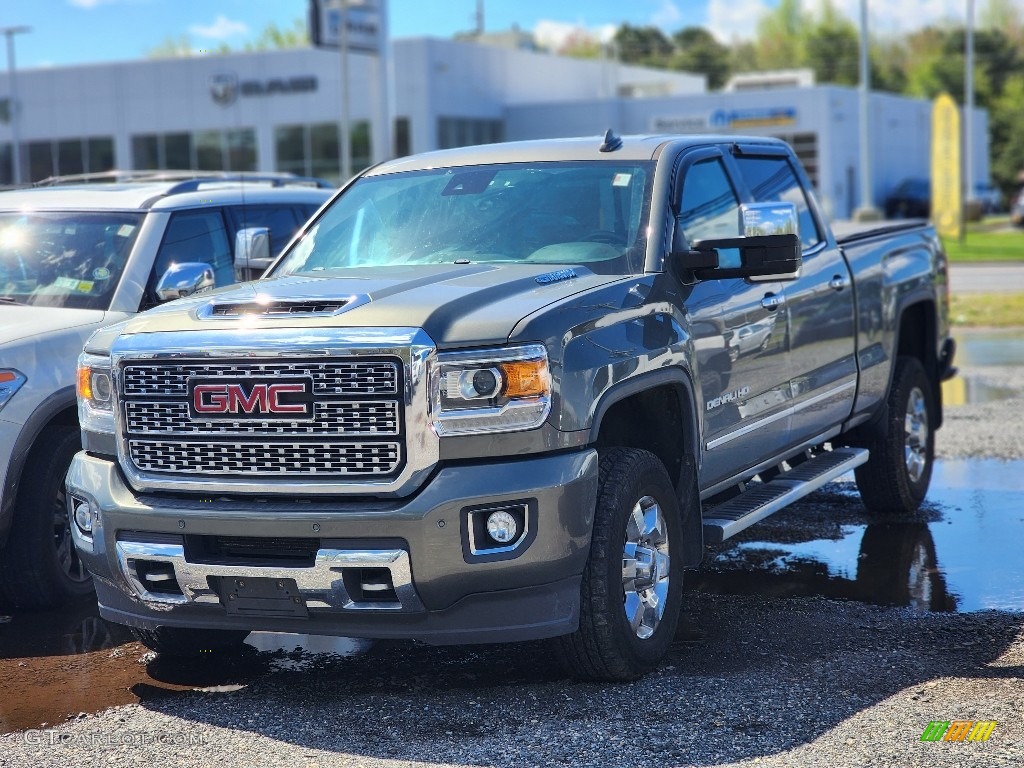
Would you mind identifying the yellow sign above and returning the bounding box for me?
[931,93,962,240]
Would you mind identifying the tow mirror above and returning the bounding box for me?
[674,202,802,281]
[154,262,215,301]
[234,227,271,281]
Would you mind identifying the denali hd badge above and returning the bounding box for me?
[187,377,313,420]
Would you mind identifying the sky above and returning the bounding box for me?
[1,0,1012,71]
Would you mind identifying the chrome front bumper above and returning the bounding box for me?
[115,540,424,611]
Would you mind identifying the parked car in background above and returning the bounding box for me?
[972,182,1004,215]
[0,172,333,608]
[884,178,930,219]
[1011,188,1024,227]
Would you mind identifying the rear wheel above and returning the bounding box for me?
[556,448,684,681]
[855,357,935,514]
[131,626,251,657]
[0,426,93,608]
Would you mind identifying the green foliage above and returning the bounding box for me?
[803,1,860,86]
[242,19,308,51]
[754,0,809,70]
[669,27,731,89]
[614,24,674,66]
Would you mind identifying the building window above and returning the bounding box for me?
[772,132,819,189]
[394,117,411,158]
[274,121,371,184]
[437,117,504,150]
[132,130,255,172]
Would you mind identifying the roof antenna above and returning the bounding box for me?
[599,129,622,153]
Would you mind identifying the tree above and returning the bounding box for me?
[613,24,674,66]
[754,0,809,70]
[804,0,860,86]
[990,73,1024,194]
[242,19,308,51]
[669,27,731,89]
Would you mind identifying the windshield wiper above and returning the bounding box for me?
[0,296,23,305]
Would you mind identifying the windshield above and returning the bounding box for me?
[0,212,143,310]
[273,161,653,276]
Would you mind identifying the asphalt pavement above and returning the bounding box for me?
[948,262,1024,293]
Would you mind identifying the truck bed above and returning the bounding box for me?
[831,218,930,245]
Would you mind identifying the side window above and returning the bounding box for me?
[733,155,822,249]
[677,158,742,245]
[150,210,233,294]
[229,205,301,257]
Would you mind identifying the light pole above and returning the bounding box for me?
[1,25,30,186]
[854,0,879,220]
[965,0,975,210]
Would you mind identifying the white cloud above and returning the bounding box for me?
[705,0,772,41]
[823,0,964,34]
[189,14,249,40]
[651,0,684,28]
[534,19,617,50]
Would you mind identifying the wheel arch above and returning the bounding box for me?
[0,387,79,550]
[588,368,704,567]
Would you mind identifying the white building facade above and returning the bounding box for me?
[0,38,987,220]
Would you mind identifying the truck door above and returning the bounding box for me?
[732,149,857,448]
[674,151,793,487]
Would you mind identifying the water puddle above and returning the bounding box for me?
[0,602,370,734]
[953,329,1024,367]
[692,459,1024,614]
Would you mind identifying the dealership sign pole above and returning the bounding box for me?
[309,0,389,180]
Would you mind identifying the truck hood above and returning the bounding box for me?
[0,305,110,345]
[113,264,628,348]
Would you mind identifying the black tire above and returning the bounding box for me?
[0,425,93,608]
[855,357,935,515]
[131,626,251,657]
[555,448,684,682]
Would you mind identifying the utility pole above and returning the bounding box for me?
[339,0,352,183]
[1,25,30,186]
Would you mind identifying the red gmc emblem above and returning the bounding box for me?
[187,377,313,420]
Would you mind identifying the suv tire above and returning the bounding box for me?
[0,426,93,608]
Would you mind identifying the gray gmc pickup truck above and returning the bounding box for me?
[68,134,955,681]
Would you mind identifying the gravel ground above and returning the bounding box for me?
[1,358,1021,768]
[937,365,1024,460]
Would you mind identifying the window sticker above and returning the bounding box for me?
[612,173,632,188]
[92,267,111,280]
[117,224,136,237]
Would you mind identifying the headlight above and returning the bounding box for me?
[0,369,27,413]
[429,344,551,436]
[77,353,115,435]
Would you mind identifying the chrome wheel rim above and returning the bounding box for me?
[53,486,90,584]
[904,386,929,483]
[622,495,670,640]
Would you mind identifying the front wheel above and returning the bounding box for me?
[855,356,935,514]
[556,448,684,681]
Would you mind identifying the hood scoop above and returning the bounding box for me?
[198,296,364,319]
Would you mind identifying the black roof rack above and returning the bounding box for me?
[33,170,335,190]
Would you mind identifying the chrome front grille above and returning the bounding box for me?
[122,361,398,397]
[129,440,401,475]
[118,358,404,480]
[124,400,399,436]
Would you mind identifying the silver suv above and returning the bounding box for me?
[0,173,333,607]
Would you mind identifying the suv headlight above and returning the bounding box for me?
[0,369,27,413]
[429,344,551,436]
[77,353,115,435]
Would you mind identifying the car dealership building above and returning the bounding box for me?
[0,37,988,219]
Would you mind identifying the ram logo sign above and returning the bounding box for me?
[188,378,313,420]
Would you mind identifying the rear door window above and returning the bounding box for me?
[149,210,233,296]
[733,155,822,249]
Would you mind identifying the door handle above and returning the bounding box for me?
[829,275,848,291]
[761,293,785,311]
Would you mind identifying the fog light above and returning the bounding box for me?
[74,502,92,534]
[486,510,518,544]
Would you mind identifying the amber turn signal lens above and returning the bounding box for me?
[77,365,93,400]
[499,359,548,398]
